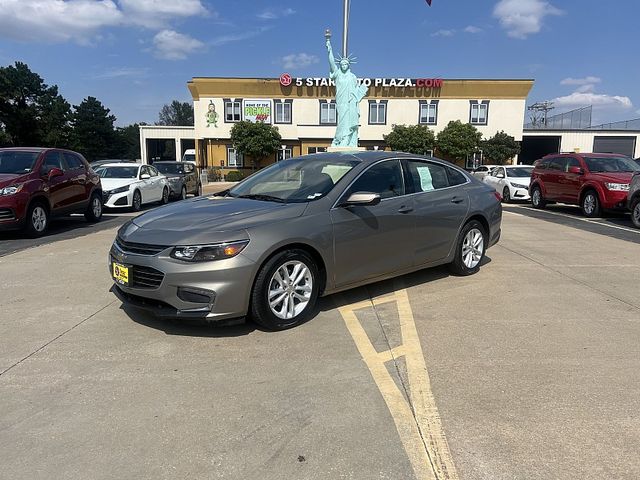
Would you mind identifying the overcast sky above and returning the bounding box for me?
[0,0,636,127]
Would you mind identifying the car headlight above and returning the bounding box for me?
[0,184,24,196]
[605,182,630,191]
[510,183,528,189]
[109,186,130,194]
[170,240,249,262]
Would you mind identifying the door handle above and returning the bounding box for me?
[397,205,413,214]
[451,196,464,204]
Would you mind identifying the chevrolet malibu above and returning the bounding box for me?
[110,152,502,330]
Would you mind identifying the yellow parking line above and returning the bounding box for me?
[338,285,458,480]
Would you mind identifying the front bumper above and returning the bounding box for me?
[0,193,28,230]
[103,190,132,208]
[601,189,630,210]
[510,186,530,201]
[108,242,256,322]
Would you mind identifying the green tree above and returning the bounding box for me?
[436,120,483,163]
[70,96,117,162]
[230,121,282,169]
[157,100,194,126]
[383,124,435,155]
[114,123,145,160]
[0,61,71,146]
[481,130,521,165]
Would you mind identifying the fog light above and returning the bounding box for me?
[177,287,215,304]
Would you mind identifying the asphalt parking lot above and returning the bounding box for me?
[1,204,639,480]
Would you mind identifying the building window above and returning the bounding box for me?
[274,100,292,124]
[224,99,242,122]
[277,147,293,161]
[419,100,438,125]
[227,147,244,167]
[308,147,327,154]
[470,101,489,125]
[320,101,337,125]
[368,101,387,125]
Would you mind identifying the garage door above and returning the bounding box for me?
[593,136,636,157]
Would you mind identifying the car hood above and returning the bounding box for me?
[123,196,308,245]
[0,173,29,187]
[101,178,137,190]
[508,177,531,186]
[589,172,635,183]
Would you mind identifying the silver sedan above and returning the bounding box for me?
[109,151,502,330]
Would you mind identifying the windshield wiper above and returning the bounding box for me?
[237,194,286,203]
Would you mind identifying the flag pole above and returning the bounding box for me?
[342,0,349,57]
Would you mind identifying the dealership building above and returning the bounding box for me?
[140,75,534,172]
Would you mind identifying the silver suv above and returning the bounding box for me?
[628,172,640,228]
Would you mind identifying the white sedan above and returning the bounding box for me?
[483,165,534,203]
[96,163,169,211]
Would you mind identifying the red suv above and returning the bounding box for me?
[529,153,640,217]
[0,147,103,236]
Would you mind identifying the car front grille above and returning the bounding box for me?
[115,237,168,256]
[131,265,165,289]
[0,208,15,221]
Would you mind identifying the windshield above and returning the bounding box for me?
[97,166,139,179]
[154,163,184,175]
[584,156,640,173]
[228,156,360,203]
[183,154,195,162]
[0,151,40,174]
[506,167,533,177]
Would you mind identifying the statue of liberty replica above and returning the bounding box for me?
[325,29,368,148]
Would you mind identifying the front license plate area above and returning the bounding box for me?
[112,262,130,286]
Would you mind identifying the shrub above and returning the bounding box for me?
[225,170,244,182]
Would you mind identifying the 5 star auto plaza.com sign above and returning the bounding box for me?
[279,73,444,89]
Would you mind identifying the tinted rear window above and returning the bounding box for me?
[0,151,40,174]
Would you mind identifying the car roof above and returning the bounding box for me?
[297,150,465,165]
[98,163,141,168]
[543,152,625,158]
[0,147,50,153]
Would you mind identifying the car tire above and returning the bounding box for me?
[251,249,320,331]
[84,192,103,223]
[132,190,142,211]
[25,201,49,238]
[631,197,640,229]
[180,185,187,200]
[502,186,511,204]
[161,187,169,205]
[195,183,202,197]
[581,190,601,218]
[531,186,546,209]
[449,220,487,276]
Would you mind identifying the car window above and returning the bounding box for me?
[148,166,159,177]
[42,151,64,172]
[63,152,83,170]
[565,157,580,172]
[476,166,487,172]
[141,166,149,177]
[405,160,450,193]
[349,160,405,199]
[548,157,564,171]
[489,167,499,176]
[583,156,640,173]
[447,166,468,186]
[184,163,194,174]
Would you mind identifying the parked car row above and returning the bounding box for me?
[476,152,640,228]
[0,147,201,237]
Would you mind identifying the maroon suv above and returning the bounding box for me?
[0,147,103,236]
[529,153,640,217]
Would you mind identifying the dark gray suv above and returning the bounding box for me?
[110,152,502,330]
[628,172,640,228]
[153,161,201,200]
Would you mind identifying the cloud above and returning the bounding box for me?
[280,53,319,70]
[0,0,209,43]
[0,0,123,43]
[553,92,632,110]
[210,26,272,47]
[493,0,563,39]
[91,67,149,79]
[257,7,295,20]
[153,30,204,60]
[464,25,483,34]
[431,29,456,37]
[560,76,602,86]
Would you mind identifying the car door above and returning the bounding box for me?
[148,165,163,200]
[404,159,470,265]
[558,156,582,202]
[41,151,75,211]
[544,156,564,199]
[330,159,415,287]
[139,166,154,203]
[62,152,88,207]
[183,162,196,193]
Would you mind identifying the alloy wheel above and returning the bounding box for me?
[583,194,596,215]
[532,189,541,206]
[31,206,47,232]
[92,197,102,217]
[461,228,484,269]
[633,201,640,227]
[133,192,141,210]
[268,260,313,320]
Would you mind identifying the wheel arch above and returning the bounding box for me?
[579,184,603,204]
[27,194,51,214]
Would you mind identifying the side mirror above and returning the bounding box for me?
[342,192,381,207]
[568,166,583,175]
[46,167,64,179]
[496,173,505,179]
[140,173,151,180]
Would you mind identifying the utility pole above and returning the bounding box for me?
[528,101,555,128]
[342,0,350,57]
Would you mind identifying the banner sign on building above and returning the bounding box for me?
[279,75,444,89]
[242,99,272,123]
